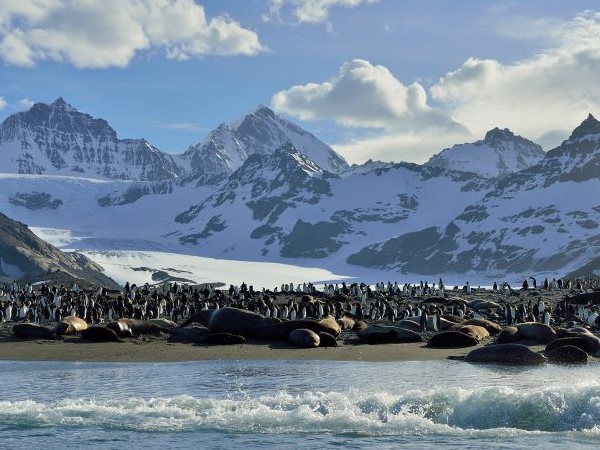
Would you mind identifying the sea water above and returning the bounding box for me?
[0,359,599,449]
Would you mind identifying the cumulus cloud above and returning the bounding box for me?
[18,98,35,109]
[431,10,600,147]
[263,0,379,24]
[272,59,470,162]
[0,0,265,68]
[0,96,6,110]
[272,59,465,134]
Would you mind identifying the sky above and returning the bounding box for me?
[0,0,599,164]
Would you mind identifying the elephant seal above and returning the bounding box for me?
[546,345,588,364]
[178,309,215,328]
[514,322,557,343]
[352,321,368,332]
[169,325,210,343]
[395,327,424,343]
[459,318,502,335]
[337,316,355,330]
[150,318,178,329]
[465,344,546,365]
[81,326,122,343]
[288,329,320,348]
[106,318,167,337]
[427,331,479,348]
[55,316,88,336]
[357,325,398,344]
[209,307,274,336]
[258,317,341,341]
[13,323,57,340]
[449,324,489,341]
[394,319,423,332]
[545,336,599,355]
[202,333,246,345]
[318,332,339,347]
[357,325,423,344]
[496,326,521,344]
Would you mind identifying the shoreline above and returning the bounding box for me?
[0,337,480,363]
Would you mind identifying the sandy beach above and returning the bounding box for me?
[0,328,485,363]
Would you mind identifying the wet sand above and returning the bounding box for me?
[0,334,481,363]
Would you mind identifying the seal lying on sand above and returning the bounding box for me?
[318,332,339,347]
[81,326,122,343]
[357,325,423,344]
[458,318,502,335]
[106,318,168,338]
[448,324,489,342]
[169,325,210,343]
[465,343,546,365]
[288,329,320,348]
[427,331,479,348]
[202,333,246,345]
[546,345,588,364]
[545,336,599,355]
[513,322,557,343]
[13,323,57,340]
[55,316,88,336]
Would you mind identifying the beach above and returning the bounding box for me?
[0,331,485,363]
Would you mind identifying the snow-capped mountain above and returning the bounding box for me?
[180,105,349,176]
[426,127,545,178]
[2,105,600,284]
[348,114,600,278]
[0,98,182,181]
[167,144,490,265]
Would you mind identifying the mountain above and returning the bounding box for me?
[180,105,349,177]
[426,127,545,178]
[0,98,181,181]
[347,115,600,278]
[167,144,489,263]
[1,107,600,284]
[0,211,119,288]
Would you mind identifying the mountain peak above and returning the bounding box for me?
[568,113,600,141]
[49,97,78,113]
[483,127,517,146]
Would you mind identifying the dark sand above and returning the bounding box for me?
[0,333,481,363]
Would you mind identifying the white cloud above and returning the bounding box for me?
[263,0,379,25]
[272,59,465,133]
[18,98,35,109]
[333,129,473,165]
[271,58,469,162]
[431,10,600,146]
[273,11,600,163]
[0,0,265,68]
[0,96,6,110]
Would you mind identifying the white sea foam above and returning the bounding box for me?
[1,384,600,436]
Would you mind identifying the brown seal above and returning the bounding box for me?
[427,331,479,348]
[288,328,320,348]
[56,316,88,336]
[81,326,122,343]
[13,323,57,340]
[465,343,546,365]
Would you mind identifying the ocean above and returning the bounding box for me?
[1,359,599,449]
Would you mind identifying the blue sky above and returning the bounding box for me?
[0,0,599,163]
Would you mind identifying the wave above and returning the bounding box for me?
[2,384,600,436]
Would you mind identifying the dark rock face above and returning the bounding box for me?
[9,192,63,210]
[0,211,118,288]
[0,98,181,181]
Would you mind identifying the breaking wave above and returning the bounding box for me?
[2,384,600,436]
